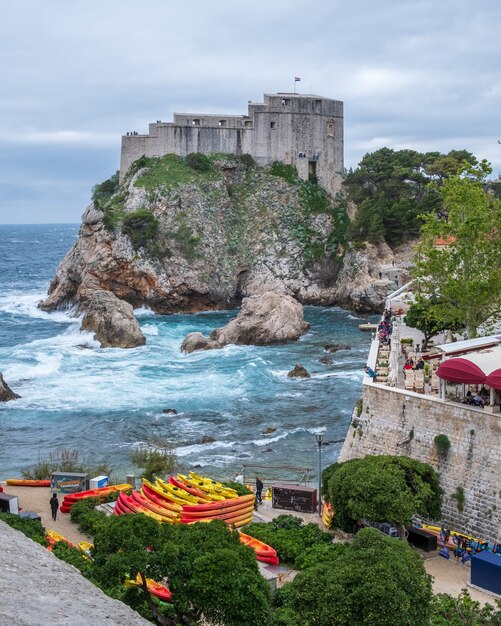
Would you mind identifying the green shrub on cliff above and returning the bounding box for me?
[91,171,119,208]
[186,152,212,172]
[122,209,159,250]
[269,161,298,184]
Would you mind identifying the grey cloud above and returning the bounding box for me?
[0,0,500,222]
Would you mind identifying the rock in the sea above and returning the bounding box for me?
[181,292,308,352]
[201,436,216,444]
[324,343,351,353]
[319,356,334,365]
[287,363,311,378]
[0,373,20,401]
[161,408,178,415]
[80,289,146,348]
[181,332,222,354]
[262,427,277,435]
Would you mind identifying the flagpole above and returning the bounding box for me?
[294,79,296,94]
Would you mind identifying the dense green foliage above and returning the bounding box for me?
[345,148,477,247]
[241,514,332,566]
[275,527,433,626]
[69,497,108,535]
[269,161,298,184]
[185,152,212,172]
[222,481,254,496]
[0,512,47,545]
[430,590,501,625]
[413,161,501,337]
[404,297,463,350]
[324,455,443,534]
[90,515,272,626]
[122,209,159,250]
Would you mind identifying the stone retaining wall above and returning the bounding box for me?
[339,383,501,543]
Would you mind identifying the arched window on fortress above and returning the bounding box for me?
[327,120,334,137]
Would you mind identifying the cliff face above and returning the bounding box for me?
[41,155,410,315]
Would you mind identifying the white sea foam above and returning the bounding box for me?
[0,292,79,324]
[142,324,159,336]
[175,440,238,457]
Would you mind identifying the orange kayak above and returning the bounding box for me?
[130,490,180,521]
[63,484,131,502]
[6,479,51,487]
[239,531,279,564]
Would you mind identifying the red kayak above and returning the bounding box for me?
[63,483,131,503]
[181,493,255,513]
[130,490,179,520]
[180,502,255,521]
[169,476,213,501]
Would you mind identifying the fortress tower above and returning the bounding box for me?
[120,93,344,195]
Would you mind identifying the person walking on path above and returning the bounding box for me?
[49,493,59,521]
[255,476,264,504]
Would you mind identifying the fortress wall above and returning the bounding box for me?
[339,383,501,543]
[119,94,344,192]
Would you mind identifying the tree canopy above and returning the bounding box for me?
[413,161,501,337]
[323,455,443,535]
[275,527,433,626]
[344,148,477,247]
[404,296,463,350]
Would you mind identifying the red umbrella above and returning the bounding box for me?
[436,358,486,384]
[485,368,501,390]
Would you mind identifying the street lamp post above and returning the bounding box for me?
[315,434,324,516]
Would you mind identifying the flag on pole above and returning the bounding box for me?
[294,77,301,82]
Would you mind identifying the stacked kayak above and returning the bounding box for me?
[113,472,256,529]
[60,483,132,513]
[125,573,173,603]
[238,531,279,565]
[6,479,51,487]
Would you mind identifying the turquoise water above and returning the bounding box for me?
[0,224,374,481]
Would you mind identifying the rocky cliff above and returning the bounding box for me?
[41,154,412,318]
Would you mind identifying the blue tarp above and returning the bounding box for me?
[471,551,501,595]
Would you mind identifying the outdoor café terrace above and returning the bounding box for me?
[365,284,501,415]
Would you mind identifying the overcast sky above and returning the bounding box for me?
[1,0,500,224]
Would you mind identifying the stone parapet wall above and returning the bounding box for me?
[339,383,501,543]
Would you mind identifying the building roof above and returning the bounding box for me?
[435,335,501,356]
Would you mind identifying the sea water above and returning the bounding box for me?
[0,224,374,482]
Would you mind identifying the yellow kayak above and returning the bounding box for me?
[176,474,226,501]
[155,478,200,504]
[188,472,238,498]
[421,524,483,544]
[78,541,94,560]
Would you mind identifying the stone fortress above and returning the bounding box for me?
[120,92,344,194]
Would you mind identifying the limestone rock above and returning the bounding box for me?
[80,289,146,348]
[0,373,20,401]
[287,363,311,378]
[324,343,351,353]
[319,356,333,365]
[201,436,216,444]
[211,292,309,346]
[39,158,417,317]
[161,408,178,415]
[181,332,222,354]
[262,427,277,434]
[0,520,150,626]
[182,292,308,352]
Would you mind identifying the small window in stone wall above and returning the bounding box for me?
[327,121,334,137]
[219,120,227,127]
[192,119,200,126]
[244,120,252,128]
[270,122,276,129]
[281,98,291,106]
[315,99,322,113]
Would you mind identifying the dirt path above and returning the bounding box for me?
[1,484,89,545]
